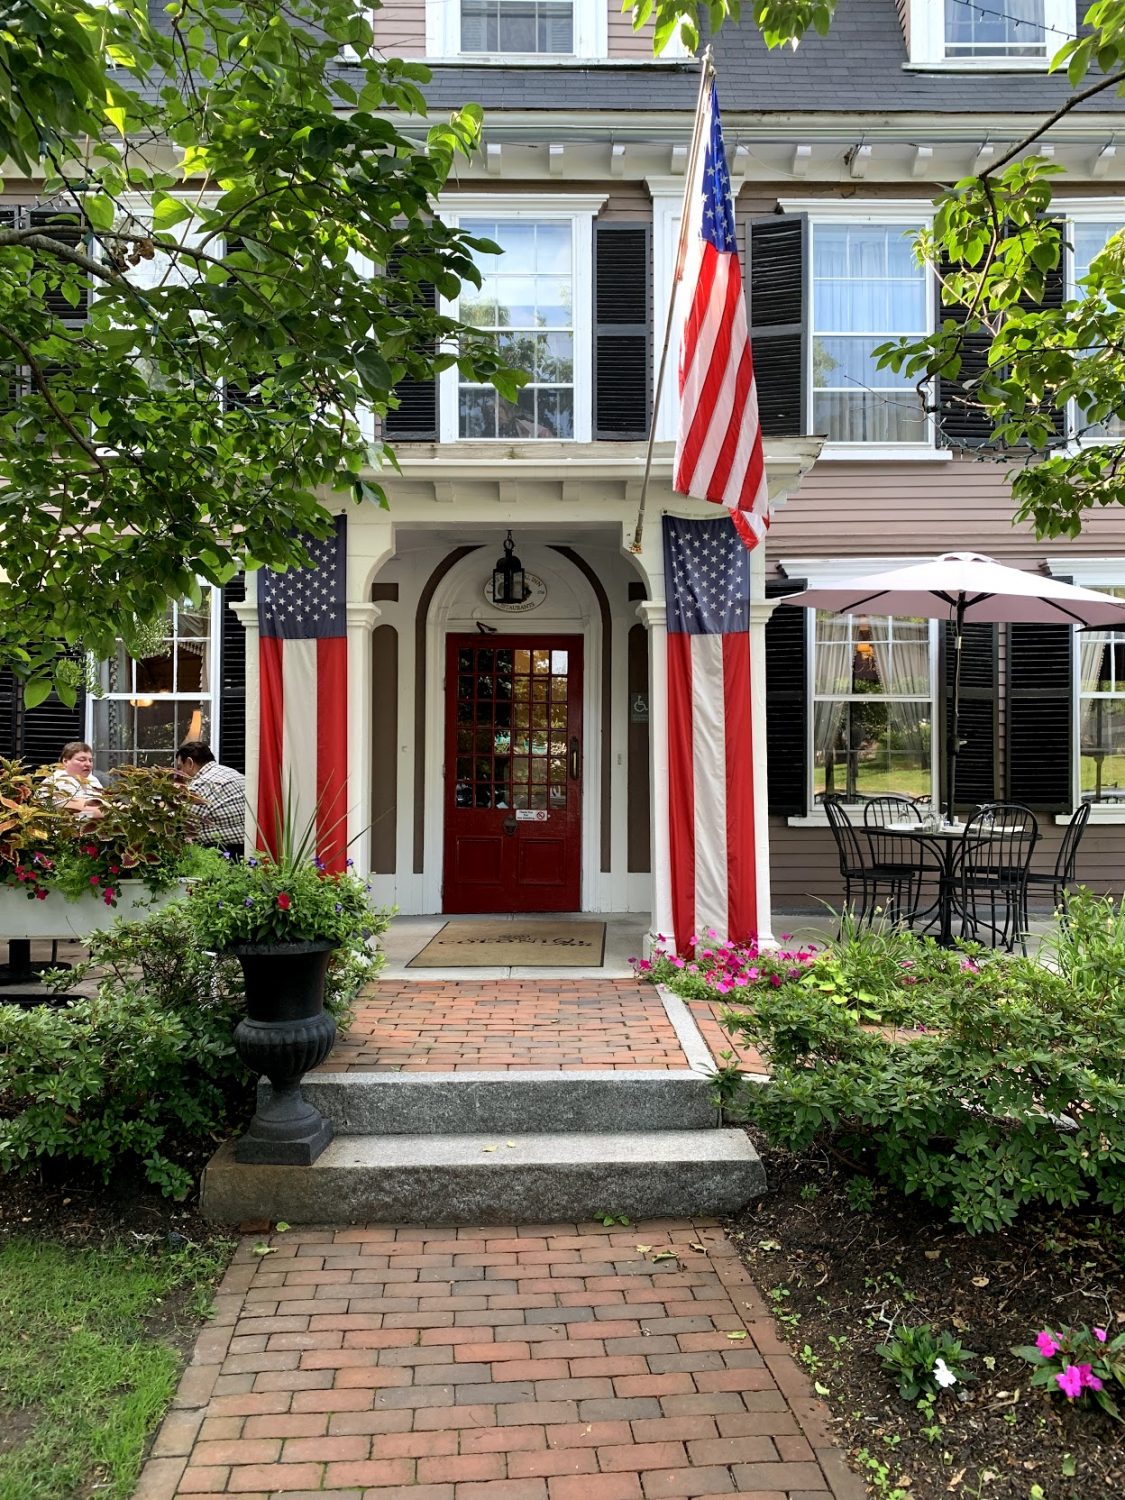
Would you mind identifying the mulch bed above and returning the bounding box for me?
[728,1136,1124,1500]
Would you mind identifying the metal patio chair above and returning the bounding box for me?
[954,802,1039,953]
[1025,801,1091,918]
[824,794,915,927]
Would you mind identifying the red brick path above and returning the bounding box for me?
[319,981,688,1073]
[138,1220,863,1500]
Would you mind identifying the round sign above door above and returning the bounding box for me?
[483,572,548,613]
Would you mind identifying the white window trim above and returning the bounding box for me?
[905,0,1073,71]
[85,586,223,761]
[426,0,607,60]
[437,194,604,445]
[648,180,683,443]
[784,204,938,458]
[781,557,940,825]
[1054,203,1125,450]
[1046,555,1125,823]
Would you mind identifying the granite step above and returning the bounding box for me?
[200,1129,765,1225]
[263,1069,717,1135]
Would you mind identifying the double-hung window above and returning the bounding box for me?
[1076,585,1125,804]
[460,0,573,53]
[427,0,605,58]
[944,0,1046,60]
[810,220,930,446]
[438,198,599,443]
[1068,215,1125,441]
[812,610,936,804]
[907,1,1071,68]
[90,592,220,769]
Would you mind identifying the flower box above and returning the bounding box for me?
[0,879,188,941]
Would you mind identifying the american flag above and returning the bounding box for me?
[663,515,757,952]
[257,516,348,872]
[674,82,769,549]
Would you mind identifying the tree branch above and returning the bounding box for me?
[982,68,1125,180]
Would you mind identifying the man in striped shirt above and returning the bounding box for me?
[176,740,246,859]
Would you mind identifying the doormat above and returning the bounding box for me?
[409,920,607,968]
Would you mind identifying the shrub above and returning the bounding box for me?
[0,901,383,1197]
[722,910,1125,1232]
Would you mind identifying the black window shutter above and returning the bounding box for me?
[384,272,438,441]
[942,622,999,807]
[16,680,86,769]
[29,208,90,323]
[1007,621,1072,811]
[765,581,808,816]
[593,222,650,439]
[219,575,247,774]
[0,667,18,759]
[749,215,807,436]
[937,219,1065,449]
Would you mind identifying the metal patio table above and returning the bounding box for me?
[885,820,1028,948]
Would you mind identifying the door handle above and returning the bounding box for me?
[569,737,580,781]
[502,815,517,836]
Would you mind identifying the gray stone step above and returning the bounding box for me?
[263,1069,716,1135]
[200,1129,765,1226]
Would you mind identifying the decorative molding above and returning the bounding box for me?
[346,602,382,632]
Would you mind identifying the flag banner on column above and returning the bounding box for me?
[673,81,769,550]
[257,516,348,872]
[663,514,757,952]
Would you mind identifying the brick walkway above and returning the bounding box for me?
[317,981,767,1077]
[138,1219,862,1500]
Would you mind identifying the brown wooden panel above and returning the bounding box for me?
[627,623,651,873]
[371,624,398,875]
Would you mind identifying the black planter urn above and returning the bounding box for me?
[231,940,338,1165]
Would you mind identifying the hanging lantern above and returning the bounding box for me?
[491,530,529,606]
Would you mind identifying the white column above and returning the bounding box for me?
[230,592,259,850]
[637,600,674,950]
[750,543,778,947]
[346,601,381,875]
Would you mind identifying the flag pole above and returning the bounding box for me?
[630,46,714,554]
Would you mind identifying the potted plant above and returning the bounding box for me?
[0,760,204,952]
[185,840,374,1165]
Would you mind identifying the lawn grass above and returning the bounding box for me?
[0,1235,233,1500]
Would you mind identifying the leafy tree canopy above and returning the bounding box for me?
[644,0,1125,542]
[0,0,521,702]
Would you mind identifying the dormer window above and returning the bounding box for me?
[427,0,603,58]
[460,0,573,54]
[907,0,1072,68]
[944,0,1045,60]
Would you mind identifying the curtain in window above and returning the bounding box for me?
[1080,631,1109,745]
[869,626,931,774]
[813,617,853,792]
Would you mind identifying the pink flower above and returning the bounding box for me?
[34,888,47,900]
[638,959,652,973]
[1080,1367,1104,1391]
[670,955,685,969]
[769,973,782,988]
[1056,1365,1085,1399]
[1036,1331,1060,1359]
[1094,1328,1108,1343]
[747,967,759,980]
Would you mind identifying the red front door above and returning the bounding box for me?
[443,634,583,913]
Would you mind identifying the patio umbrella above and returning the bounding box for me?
[781,552,1125,822]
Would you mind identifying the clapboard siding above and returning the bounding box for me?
[375,0,427,55]
[607,3,665,58]
[767,456,1125,568]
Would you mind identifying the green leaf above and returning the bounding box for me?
[22,679,53,710]
[152,193,192,230]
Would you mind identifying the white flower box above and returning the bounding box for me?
[0,879,187,941]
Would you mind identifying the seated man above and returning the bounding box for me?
[175,739,246,859]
